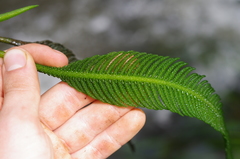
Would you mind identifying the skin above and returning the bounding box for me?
[0,44,146,159]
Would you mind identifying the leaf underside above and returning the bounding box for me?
[0,5,232,158]
[37,51,231,158]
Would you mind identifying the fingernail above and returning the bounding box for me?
[4,49,27,71]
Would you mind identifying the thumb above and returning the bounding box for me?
[0,49,53,159]
[1,48,40,118]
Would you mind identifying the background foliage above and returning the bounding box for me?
[0,0,239,158]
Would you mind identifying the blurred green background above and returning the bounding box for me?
[0,0,239,158]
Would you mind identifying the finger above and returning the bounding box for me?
[10,43,69,67]
[71,108,146,159]
[1,48,40,117]
[39,82,95,130]
[53,101,136,153]
[0,59,3,109]
[0,48,51,157]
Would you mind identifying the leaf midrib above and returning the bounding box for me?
[36,63,218,117]
[60,69,216,113]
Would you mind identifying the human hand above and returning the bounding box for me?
[0,44,146,159]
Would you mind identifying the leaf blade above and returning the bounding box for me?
[36,51,232,159]
[0,5,38,22]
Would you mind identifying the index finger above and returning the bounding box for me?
[17,43,69,67]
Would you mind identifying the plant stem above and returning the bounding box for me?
[0,36,30,46]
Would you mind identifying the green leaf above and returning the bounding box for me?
[35,51,232,159]
[0,35,233,158]
[0,5,38,22]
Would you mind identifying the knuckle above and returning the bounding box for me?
[4,76,39,95]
